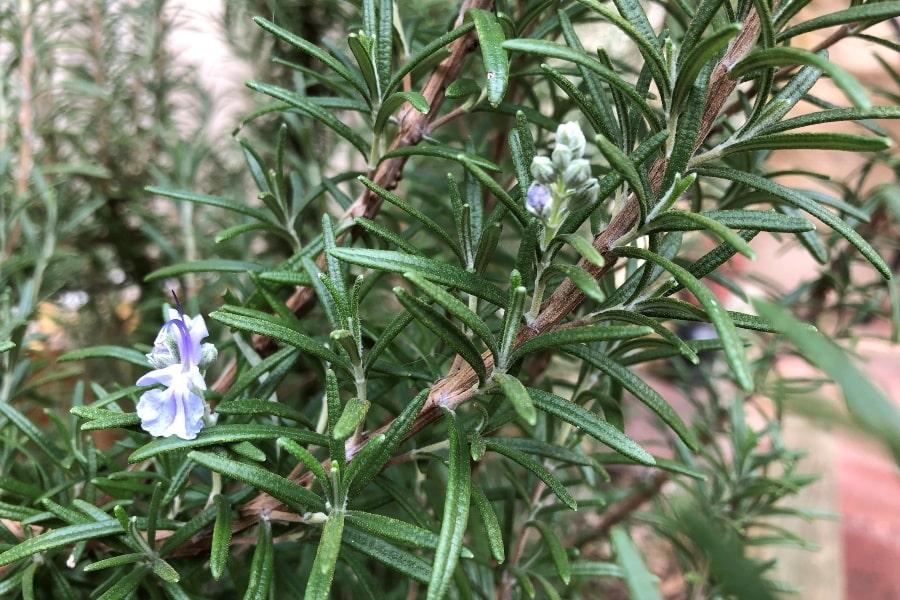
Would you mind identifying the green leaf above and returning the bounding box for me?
[129,424,326,462]
[646,211,756,259]
[97,565,150,600]
[145,186,270,221]
[253,17,368,99]
[471,485,505,563]
[698,166,891,279]
[755,300,900,461]
[145,259,266,282]
[593,453,707,480]
[489,437,593,466]
[0,403,68,468]
[210,495,232,581]
[646,209,813,234]
[492,373,537,425]
[244,519,274,600]
[595,132,651,224]
[594,310,699,364]
[189,451,325,512]
[529,388,654,465]
[83,553,145,573]
[58,345,150,368]
[468,8,509,106]
[510,325,653,363]
[306,511,344,600]
[347,388,429,496]
[212,307,347,369]
[544,264,607,305]
[354,217,422,256]
[247,81,370,156]
[555,233,605,267]
[427,410,472,600]
[484,439,576,510]
[405,272,497,357]
[278,438,329,493]
[329,248,506,307]
[342,526,432,583]
[720,132,890,156]
[333,397,371,441]
[216,398,311,427]
[762,106,900,136]
[395,288,487,383]
[0,341,14,353]
[778,2,900,41]
[611,526,663,600]
[0,521,123,567]
[459,155,529,227]
[374,91,429,134]
[502,39,664,132]
[380,144,501,172]
[731,47,870,109]
[359,177,462,262]
[345,511,472,557]
[528,520,570,585]
[614,246,754,391]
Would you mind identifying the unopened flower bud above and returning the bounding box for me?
[572,178,600,207]
[556,121,586,158]
[200,343,218,371]
[552,144,572,170]
[530,156,555,184]
[563,159,591,187]
[526,182,553,219]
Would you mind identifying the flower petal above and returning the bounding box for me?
[136,363,182,388]
[136,375,205,440]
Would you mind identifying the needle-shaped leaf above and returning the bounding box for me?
[306,511,345,600]
[244,519,274,600]
[543,264,607,304]
[555,233,605,267]
[492,373,537,426]
[502,39,664,132]
[130,425,327,462]
[471,485,505,563]
[385,22,475,96]
[247,81,370,156]
[529,388,654,464]
[210,495,232,581]
[373,91,429,134]
[189,451,324,512]
[380,145,501,172]
[484,440,576,510]
[777,2,900,41]
[329,248,506,307]
[717,132,890,156]
[0,521,123,567]
[405,272,497,357]
[528,520,571,584]
[595,310,699,364]
[333,397,371,441]
[510,325,653,363]
[216,398,312,427]
[731,48,870,109]
[211,306,347,370]
[278,438,329,493]
[672,24,740,117]
[698,166,890,279]
[647,211,756,259]
[253,17,368,99]
[360,177,461,262]
[342,526,431,583]
[346,511,472,557]
[595,132,651,225]
[564,344,698,450]
[394,287,487,383]
[427,410,472,600]
[611,526,663,600]
[614,245,753,390]
[646,210,813,234]
[468,8,509,106]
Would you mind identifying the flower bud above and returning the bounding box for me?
[526,182,553,220]
[200,343,218,371]
[556,121,586,158]
[563,159,591,187]
[529,156,555,184]
[551,144,572,170]
[572,178,600,207]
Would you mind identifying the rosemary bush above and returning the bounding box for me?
[3,0,900,598]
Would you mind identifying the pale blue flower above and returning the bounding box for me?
[136,306,214,440]
[526,182,553,220]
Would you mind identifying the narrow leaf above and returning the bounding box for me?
[468,9,509,106]
[306,511,345,600]
[611,526,663,600]
[492,373,537,425]
[485,439,576,510]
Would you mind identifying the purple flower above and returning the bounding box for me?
[526,182,553,219]
[136,306,214,440]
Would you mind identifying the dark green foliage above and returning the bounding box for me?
[3,0,900,598]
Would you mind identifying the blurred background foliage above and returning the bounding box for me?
[1,0,900,598]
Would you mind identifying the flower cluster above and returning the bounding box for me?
[136,301,217,440]
[526,122,600,250]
